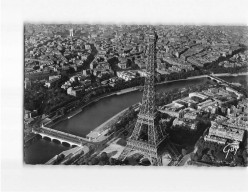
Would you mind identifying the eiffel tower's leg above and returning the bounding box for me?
[130,121,142,140]
[148,124,156,145]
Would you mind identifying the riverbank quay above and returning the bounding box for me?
[116,87,139,95]
[211,72,248,77]
[86,107,130,142]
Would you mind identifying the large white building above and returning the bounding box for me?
[116,71,137,81]
[208,122,245,142]
[67,86,84,97]
[189,92,208,100]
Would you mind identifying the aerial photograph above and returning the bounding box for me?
[23,24,248,166]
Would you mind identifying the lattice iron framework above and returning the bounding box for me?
[118,30,166,166]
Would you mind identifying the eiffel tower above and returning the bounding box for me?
[118,29,166,166]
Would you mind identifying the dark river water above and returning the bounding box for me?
[24,138,70,164]
[24,75,248,164]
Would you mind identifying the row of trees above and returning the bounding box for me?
[24,78,77,115]
[168,119,210,147]
[80,151,143,166]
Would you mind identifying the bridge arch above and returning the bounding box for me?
[62,142,71,147]
[52,139,61,144]
[36,134,42,139]
[43,136,51,141]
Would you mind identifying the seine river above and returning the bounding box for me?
[24,75,248,164]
